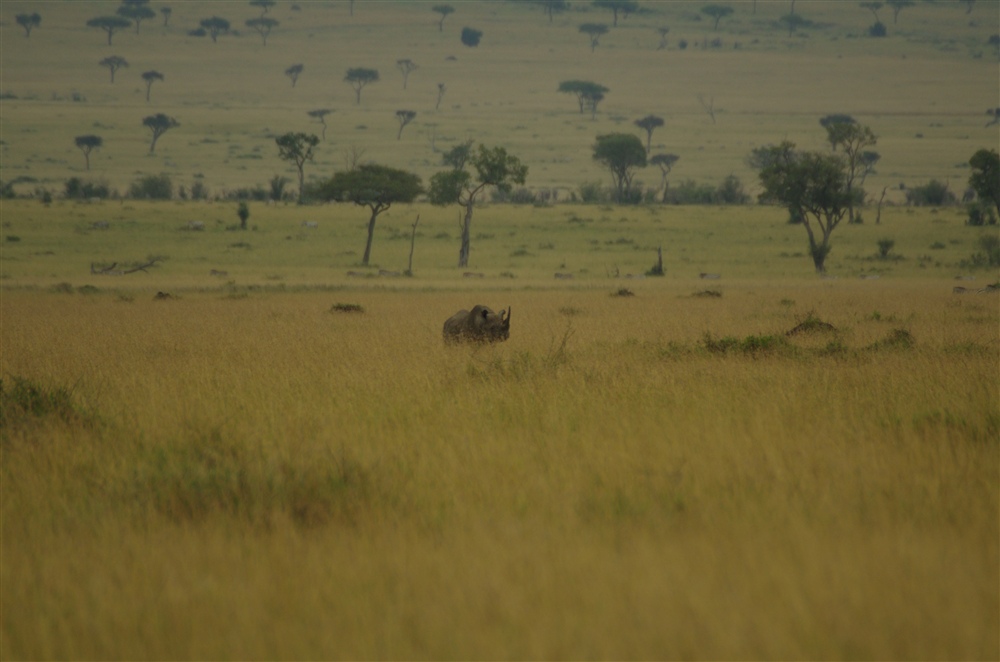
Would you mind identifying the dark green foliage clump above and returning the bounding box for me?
[0,376,94,432]
[786,312,837,335]
[905,180,956,206]
[702,333,790,356]
[128,173,173,200]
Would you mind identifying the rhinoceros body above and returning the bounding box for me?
[443,305,510,344]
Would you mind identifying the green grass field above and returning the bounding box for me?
[2,1,1000,659]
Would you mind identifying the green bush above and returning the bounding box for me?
[64,177,111,199]
[128,173,173,200]
[905,180,956,206]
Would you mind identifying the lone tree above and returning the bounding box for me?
[649,153,680,202]
[319,164,423,266]
[860,1,883,22]
[779,12,808,36]
[432,4,454,31]
[396,59,418,89]
[968,148,1000,218]
[246,17,278,45]
[74,135,103,171]
[592,133,647,203]
[160,7,172,26]
[275,132,319,203]
[87,16,132,45]
[823,120,877,222]
[141,70,164,102]
[751,141,851,273]
[701,4,734,30]
[887,0,914,23]
[461,27,483,46]
[344,67,379,104]
[142,113,179,153]
[395,110,417,139]
[579,23,609,51]
[250,0,276,16]
[99,55,129,83]
[537,0,570,23]
[285,63,304,87]
[117,3,156,33]
[307,108,333,140]
[15,13,41,38]
[593,0,639,27]
[429,143,528,267]
[200,16,230,42]
[558,80,609,115]
[634,114,664,153]
[436,83,447,110]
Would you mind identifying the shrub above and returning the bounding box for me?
[715,174,751,204]
[128,173,173,200]
[578,181,610,204]
[877,238,895,258]
[869,21,887,37]
[966,202,997,226]
[905,179,956,206]
[970,234,1000,267]
[64,177,111,200]
[0,376,95,432]
[491,187,537,204]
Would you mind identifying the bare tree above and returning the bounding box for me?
[697,93,716,124]
[285,63,304,87]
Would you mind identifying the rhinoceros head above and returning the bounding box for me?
[443,305,510,343]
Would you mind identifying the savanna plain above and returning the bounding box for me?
[2,0,999,659]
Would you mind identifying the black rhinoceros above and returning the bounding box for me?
[442,305,510,344]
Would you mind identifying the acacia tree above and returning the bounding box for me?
[307,109,333,140]
[246,17,278,45]
[579,23,609,51]
[396,59,418,89]
[649,153,679,202]
[16,13,41,38]
[87,16,132,45]
[432,4,454,31]
[250,0,276,16]
[536,0,570,23]
[275,132,319,203]
[320,165,423,266]
[701,4,734,30]
[117,4,156,33]
[200,16,230,42]
[395,110,417,140]
[285,63,304,87]
[593,0,638,27]
[823,121,877,222]
[819,114,856,150]
[160,7,172,26]
[141,70,164,102]
[634,115,664,153]
[969,148,1000,218]
[593,133,647,203]
[429,143,528,267]
[887,0,914,23]
[99,55,128,83]
[345,68,379,104]
[751,141,850,273]
[142,113,179,153]
[558,80,609,114]
[860,1,883,22]
[75,135,103,170]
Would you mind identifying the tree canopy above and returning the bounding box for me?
[275,132,319,203]
[969,148,1000,218]
[634,115,664,153]
[142,114,179,154]
[246,17,278,45]
[74,135,103,171]
[199,16,230,42]
[87,16,132,45]
[344,68,379,104]
[751,141,851,273]
[15,13,41,38]
[579,23,609,51]
[320,164,423,266]
[117,4,156,33]
[701,4,734,30]
[461,27,483,47]
[592,0,638,26]
[285,63,304,87]
[429,143,528,267]
[99,55,129,83]
[558,80,609,116]
[592,133,647,203]
[141,70,164,102]
[396,59,418,89]
[432,4,454,31]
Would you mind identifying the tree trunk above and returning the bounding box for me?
[406,214,419,275]
[296,165,305,204]
[458,201,473,267]
[362,208,378,266]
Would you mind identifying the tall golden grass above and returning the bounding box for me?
[2,280,997,659]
